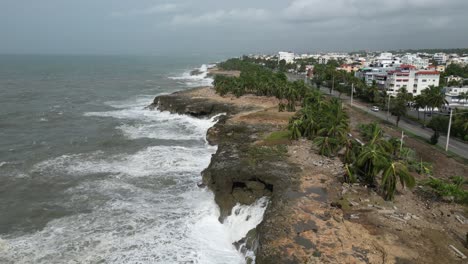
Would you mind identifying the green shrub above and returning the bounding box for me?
[423,176,468,204]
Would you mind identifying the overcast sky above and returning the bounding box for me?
[1,0,467,55]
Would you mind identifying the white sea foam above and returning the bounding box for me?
[3,144,245,264]
[224,197,270,244]
[169,64,215,87]
[85,105,221,142]
[33,145,215,178]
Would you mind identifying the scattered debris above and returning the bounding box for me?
[350,214,360,220]
[388,215,407,223]
[449,245,467,259]
[377,210,395,215]
[455,215,467,224]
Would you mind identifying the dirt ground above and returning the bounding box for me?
[341,105,468,263]
[191,80,468,263]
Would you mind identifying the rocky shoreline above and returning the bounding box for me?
[150,86,468,264]
[149,87,373,263]
[150,87,303,262]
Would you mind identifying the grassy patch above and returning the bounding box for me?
[422,176,468,204]
[263,130,291,145]
[404,114,427,126]
[247,145,288,166]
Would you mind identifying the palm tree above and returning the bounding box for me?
[390,97,408,127]
[381,161,415,200]
[423,85,448,115]
[343,137,360,164]
[356,143,389,185]
[397,87,413,103]
[288,120,302,140]
[313,136,338,157]
[367,82,380,103]
[413,95,427,120]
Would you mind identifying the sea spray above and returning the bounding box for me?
[224,197,270,262]
[169,64,215,87]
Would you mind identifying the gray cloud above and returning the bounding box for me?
[169,8,270,25]
[0,0,467,55]
[111,3,180,17]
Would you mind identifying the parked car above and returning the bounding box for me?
[371,106,379,112]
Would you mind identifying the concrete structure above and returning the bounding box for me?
[337,63,361,73]
[278,51,295,64]
[446,75,463,83]
[318,56,329,65]
[413,71,440,95]
[445,86,468,105]
[436,65,446,72]
[377,52,393,66]
[433,53,447,64]
[385,65,440,96]
[400,54,429,69]
[370,52,401,68]
[355,67,393,87]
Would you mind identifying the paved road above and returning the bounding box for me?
[315,85,468,159]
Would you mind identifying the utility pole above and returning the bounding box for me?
[400,131,405,153]
[331,74,335,95]
[445,109,453,152]
[387,94,391,121]
[351,83,354,106]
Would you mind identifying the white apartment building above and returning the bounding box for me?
[386,65,440,96]
[278,52,295,64]
[433,53,447,64]
[318,56,329,64]
[445,86,468,105]
[355,67,393,87]
[400,54,429,69]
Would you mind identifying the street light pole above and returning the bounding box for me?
[445,109,453,152]
[351,83,354,106]
[387,94,391,121]
[331,74,335,95]
[400,131,405,153]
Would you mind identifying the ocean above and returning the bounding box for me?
[0,55,267,264]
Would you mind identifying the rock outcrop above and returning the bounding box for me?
[149,87,252,117]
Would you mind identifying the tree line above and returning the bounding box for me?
[288,91,417,200]
[214,58,309,111]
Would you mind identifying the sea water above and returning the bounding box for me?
[0,55,267,264]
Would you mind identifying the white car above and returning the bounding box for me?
[371,106,379,112]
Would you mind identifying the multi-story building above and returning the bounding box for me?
[318,56,329,65]
[278,51,295,64]
[337,63,361,73]
[355,67,393,87]
[445,86,468,105]
[400,54,429,69]
[433,53,447,64]
[385,65,440,96]
[413,71,440,95]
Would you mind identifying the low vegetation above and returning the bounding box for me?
[423,176,468,204]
